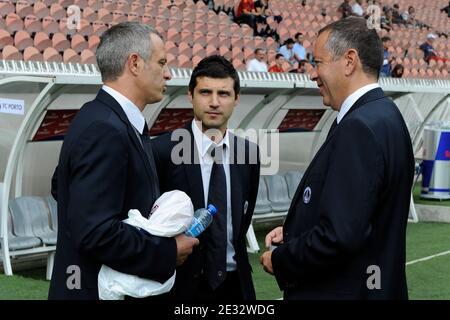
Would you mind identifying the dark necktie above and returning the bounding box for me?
[205,145,228,290]
[326,118,338,139]
[141,122,160,204]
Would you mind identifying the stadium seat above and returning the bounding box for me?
[92,20,108,36]
[127,11,139,22]
[14,30,33,51]
[6,211,42,251]
[218,33,231,48]
[232,58,245,70]
[193,30,206,47]
[116,0,129,11]
[0,29,13,50]
[16,0,33,19]
[167,27,180,44]
[42,15,58,34]
[9,196,57,246]
[101,0,116,11]
[177,54,192,68]
[192,55,202,68]
[88,0,101,10]
[80,48,96,64]
[205,44,218,57]
[71,33,88,53]
[0,0,14,17]
[88,34,100,51]
[164,40,178,55]
[33,1,49,19]
[254,177,272,215]
[231,46,243,61]
[97,8,112,23]
[284,171,303,199]
[52,32,69,51]
[130,1,143,15]
[34,31,51,51]
[112,10,126,24]
[177,41,192,57]
[82,7,97,23]
[265,175,291,212]
[63,48,80,63]
[43,46,62,62]
[2,44,22,60]
[192,43,204,59]
[23,46,44,61]
[5,12,24,33]
[49,3,64,20]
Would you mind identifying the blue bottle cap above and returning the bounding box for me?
[207,204,217,216]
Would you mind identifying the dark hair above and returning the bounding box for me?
[294,32,303,39]
[381,36,391,42]
[391,64,404,78]
[275,53,284,59]
[254,48,265,54]
[285,38,295,45]
[318,16,383,79]
[188,55,240,98]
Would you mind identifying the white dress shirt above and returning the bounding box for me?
[192,120,237,271]
[246,58,268,72]
[337,83,380,124]
[102,85,145,134]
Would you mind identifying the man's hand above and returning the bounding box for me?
[265,226,283,249]
[260,250,274,275]
[175,234,199,266]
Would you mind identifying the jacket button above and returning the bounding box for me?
[218,271,223,277]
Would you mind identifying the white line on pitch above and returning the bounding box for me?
[406,249,450,266]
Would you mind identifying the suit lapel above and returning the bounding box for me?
[183,123,205,209]
[96,89,155,182]
[287,88,386,220]
[229,133,243,242]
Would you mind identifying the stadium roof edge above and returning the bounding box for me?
[0,61,449,94]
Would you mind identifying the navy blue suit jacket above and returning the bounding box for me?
[48,90,177,299]
[152,123,260,300]
[272,88,415,300]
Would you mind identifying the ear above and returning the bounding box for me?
[127,53,140,76]
[188,90,193,104]
[344,49,358,76]
[234,93,240,107]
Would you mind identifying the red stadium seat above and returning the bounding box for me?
[0,0,14,18]
[92,20,108,36]
[34,31,51,51]
[49,3,65,20]
[6,13,24,33]
[0,29,13,50]
[33,1,50,19]
[24,14,42,33]
[112,10,126,24]
[16,0,33,19]
[71,33,88,53]
[88,34,100,51]
[83,7,97,23]
[219,45,231,60]
[80,48,96,64]
[43,46,63,62]
[14,30,33,51]
[130,1,143,15]
[164,40,178,55]
[23,46,43,62]
[177,54,192,68]
[2,44,23,60]
[51,32,70,51]
[63,48,81,63]
[42,15,58,34]
[177,41,192,57]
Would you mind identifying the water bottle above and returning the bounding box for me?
[184,204,217,238]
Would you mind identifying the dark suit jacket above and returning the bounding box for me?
[152,123,260,300]
[48,89,177,300]
[272,88,414,300]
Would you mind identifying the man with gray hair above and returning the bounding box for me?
[261,17,414,299]
[48,22,199,300]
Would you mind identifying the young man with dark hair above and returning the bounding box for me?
[153,55,260,300]
[269,53,286,72]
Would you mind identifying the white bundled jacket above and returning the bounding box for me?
[98,190,194,300]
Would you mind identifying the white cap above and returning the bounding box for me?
[427,33,437,39]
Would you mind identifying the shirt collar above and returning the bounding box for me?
[102,85,145,134]
[337,83,380,124]
[192,119,230,158]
